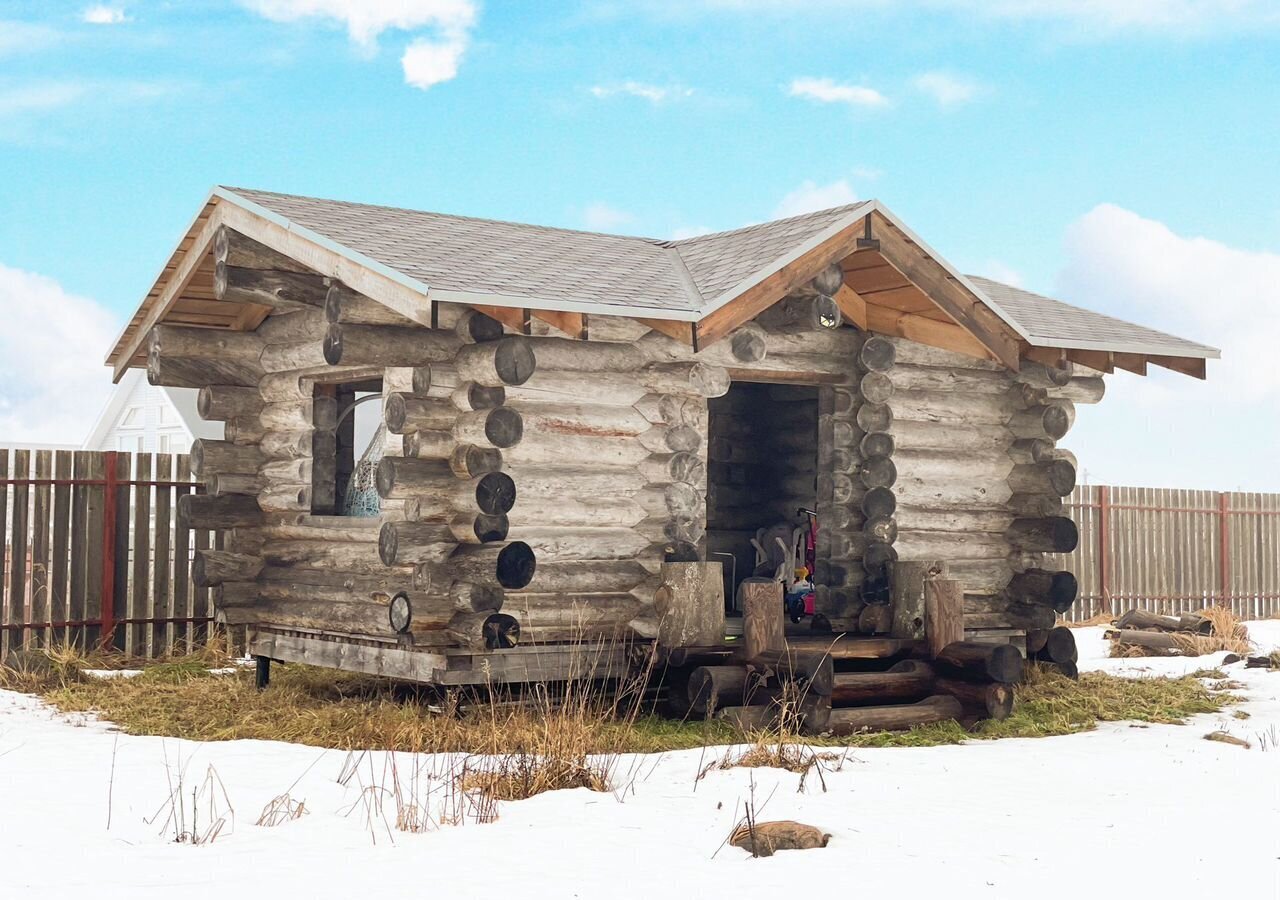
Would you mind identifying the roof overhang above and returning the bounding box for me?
[106,188,1218,382]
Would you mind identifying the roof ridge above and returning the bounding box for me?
[220,186,661,244]
[664,200,873,247]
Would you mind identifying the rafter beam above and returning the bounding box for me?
[636,318,695,346]
[865,304,995,362]
[1112,352,1148,375]
[833,284,869,330]
[869,213,1023,371]
[1149,354,1207,379]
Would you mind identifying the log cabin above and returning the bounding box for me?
[104,187,1217,708]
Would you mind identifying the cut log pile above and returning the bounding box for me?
[1105,608,1249,658]
[678,559,1024,735]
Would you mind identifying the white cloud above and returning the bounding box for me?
[240,0,477,88]
[81,5,127,24]
[401,33,467,88]
[1055,204,1280,490]
[0,20,62,57]
[590,81,693,103]
[0,263,117,444]
[582,203,635,232]
[913,71,980,107]
[978,260,1024,287]
[788,77,888,108]
[773,179,858,218]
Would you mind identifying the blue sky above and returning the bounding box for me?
[1,1,1278,489]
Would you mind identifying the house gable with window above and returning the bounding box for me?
[82,368,223,454]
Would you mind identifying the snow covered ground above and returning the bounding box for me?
[2,624,1277,900]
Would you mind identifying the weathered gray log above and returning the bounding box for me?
[219,595,415,636]
[858,336,896,372]
[1005,516,1079,553]
[260,397,336,432]
[503,527,650,562]
[726,322,768,363]
[861,486,896,519]
[147,350,259,389]
[150,324,264,362]
[857,603,892,635]
[1008,461,1077,498]
[746,648,834,697]
[384,395,523,448]
[259,431,314,460]
[450,308,506,343]
[214,225,307,272]
[935,641,1023,684]
[783,634,922,660]
[379,521,458,566]
[1007,493,1065,517]
[1006,569,1078,613]
[178,493,262,530]
[859,370,894,405]
[924,576,964,658]
[639,452,706,486]
[375,458,515,514]
[822,694,963,735]
[767,294,842,333]
[963,596,1057,631]
[323,281,417,326]
[933,678,1015,721]
[741,578,785,660]
[1047,376,1105,404]
[323,324,461,367]
[523,560,655,594]
[1040,626,1079,664]
[830,660,935,707]
[197,385,264,421]
[192,550,263,588]
[215,263,326,311]
[453,337,537,386]
[258,340,327,372]
[190,439,267,479]
[653,561,726,648]
[259,540,390,573]
[889,561,944,640]
[864,515,898,545]
[859,431,895,460]
[1008,403,1073,440]
[687,665,752,716]
[447,611,520,649]
[447,541,537,590]
[1015,359,1073,388]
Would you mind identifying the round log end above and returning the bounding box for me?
[189,440,207,478]
[859,336,897,372]
[452,444,504,479]
[860,456,898,490]
[483,407,524,448]
[863,541,898,574]
[213,224,230,264]
[1046,459,1077,496]
[662,540,700,563]
[483,613,520,649]
[855,402,893,434]
[863,515,898,545]
[384,393,409,434]
[191,553,211,589]
[1044,625,1078,665]
[812,262,846,296]
[196,386,214,420]
[814,294,842,330]
[859,431,895,460]
[986,683,1015,720]
[1042,405,1071,440]
[472,513,510,543]
[861,485,897,520]
[389,591,413,634]
[1048,571,1079,614]
[375,457,397,500]
[322,324,344,366]
[461,309,505,343]
[474,472,517,515]
[378,522,399,566]
[689,362,731,398]
[860,370,894,405]
[495,542,536,589]
[323,282,343,323]
[727,324,768,363]
[493,336,536,385]
[213,259,229,300]
[663,424,702,453]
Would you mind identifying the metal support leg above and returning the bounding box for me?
[255,655,270,691]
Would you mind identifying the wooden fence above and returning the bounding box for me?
[1053,485,1280,622]
[0,448,220,660]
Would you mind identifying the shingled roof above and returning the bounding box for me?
[105,186,1218,378]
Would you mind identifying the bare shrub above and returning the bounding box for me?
[255,794,307,826]
[145,746,235,845]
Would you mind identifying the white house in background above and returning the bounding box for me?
[83,369,223,454]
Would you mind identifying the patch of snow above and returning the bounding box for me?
[0,624,1275,898]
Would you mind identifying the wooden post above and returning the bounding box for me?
[1098,485,1112,615]
[890,560,943,639]
[741,578,785,660]
[924,577,964,658]
[654,561,726,648]
[99,451,119,650]
[1218,491,1230,607]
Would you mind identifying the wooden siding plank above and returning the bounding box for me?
[8,450,30,652]
[50,451,72,646]
[29,450,51,646]
[83,452,106,648]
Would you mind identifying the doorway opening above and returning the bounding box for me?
[706,382,819,614]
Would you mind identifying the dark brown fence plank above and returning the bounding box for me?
[109,452,130,652]
[30,450,52,647]
[50,450,72,646]
[193,524,210,648]
[153,453,173,655]
[83,452,106,648]
[68,452,88,647]
[8,449,30,651]
[173,455,193,650]
[129,453,151,657]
